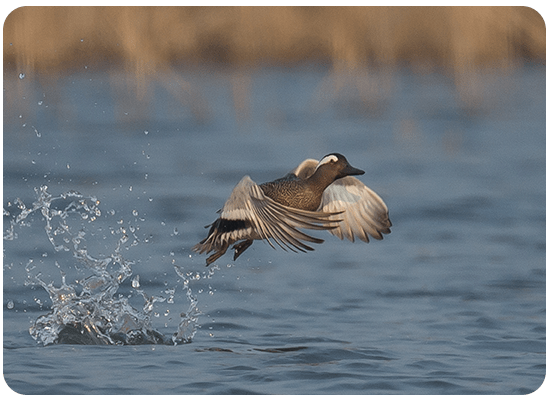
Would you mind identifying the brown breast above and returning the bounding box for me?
[259,179,322,211]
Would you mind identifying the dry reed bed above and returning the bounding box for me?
[3,7,545,121]
[4,7,545,72]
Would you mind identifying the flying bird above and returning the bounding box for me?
[193,153,391,265]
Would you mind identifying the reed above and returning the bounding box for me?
[3,7,545,122]
[4,6,545,72]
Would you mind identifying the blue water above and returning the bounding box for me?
[3,65,545,394]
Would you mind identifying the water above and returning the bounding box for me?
[3,65,545,394]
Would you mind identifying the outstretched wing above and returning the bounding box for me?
[194,176,342,256]
[319,176,391,242]
[290,157,391,242]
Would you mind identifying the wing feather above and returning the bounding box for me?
[194,176,342,256]
[320,176,391,243]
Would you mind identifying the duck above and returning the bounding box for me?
[193,153,391,265]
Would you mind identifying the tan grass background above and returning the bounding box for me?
[3,6,546,121]
[4,6,545,71]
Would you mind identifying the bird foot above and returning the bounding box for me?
[232,239,253,261]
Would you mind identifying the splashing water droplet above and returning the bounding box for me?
[8,187,201,346]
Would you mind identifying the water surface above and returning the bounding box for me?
[3,66,545,394]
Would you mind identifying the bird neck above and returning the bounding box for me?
[306,168,337,192]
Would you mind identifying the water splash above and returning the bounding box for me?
[172,264,202,344]
[4,185,201,345]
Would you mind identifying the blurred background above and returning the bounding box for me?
[3,6,545,123]
[2,6,546,394]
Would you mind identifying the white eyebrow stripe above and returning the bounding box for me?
[315,155,339,171]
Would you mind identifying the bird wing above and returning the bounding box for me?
[319,176,391,243]
[290,158,318,179]
[213,176,341,253]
